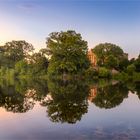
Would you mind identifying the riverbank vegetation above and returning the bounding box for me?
[0,30,139,81]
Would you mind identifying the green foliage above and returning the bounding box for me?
[85,67,98,79]
[127,64,136,74]
[133,72,140,82]
[0,40,34,68]
[113,71,140,82]
[30,52,48,75]
[0,67,15,79]
[0,32,139,81]
[118,58,129,71]
[0,67,6,76]
[98,67,111,78]
[92,43,127,70]
[114,72,129,81]
[4,40,34,61]
[47,30,90,76]
[15,60,28,75]
[105,55,118,69]
[134,55,140,72]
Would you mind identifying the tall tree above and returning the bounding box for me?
[46,30,90,75]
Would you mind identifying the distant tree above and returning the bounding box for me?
[46,30,90,75]
[4,40,34,61]
[92,43,127,70]
[0,40,34,68]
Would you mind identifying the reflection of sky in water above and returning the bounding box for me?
[0,92,140,140]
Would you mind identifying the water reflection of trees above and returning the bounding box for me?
[91,83,129,109]
[0,79,48,113]
[42,79,90,124]
[0,84,34,113]
[0,78,139,122]
[126,82,140,99]
[135,82,140,98]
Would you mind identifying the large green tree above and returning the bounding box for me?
[92,43,127,70]
[46,30,90,75]
[0,40,34,68]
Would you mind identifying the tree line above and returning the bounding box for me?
[0,30,139,80]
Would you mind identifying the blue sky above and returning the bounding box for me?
[0,0,140,58]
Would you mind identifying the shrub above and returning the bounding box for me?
[127,64,136,75]
[85,67,98,78]
[98,67,111,78]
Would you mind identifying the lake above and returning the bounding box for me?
[0,79,139,140]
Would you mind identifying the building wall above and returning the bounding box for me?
[87,50,97,66]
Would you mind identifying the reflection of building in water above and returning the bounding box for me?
[45,90,97,103]
[87,49,97,66]
[88,87,97,102]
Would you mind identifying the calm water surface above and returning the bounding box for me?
[0,79,139,140]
